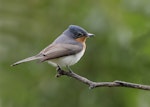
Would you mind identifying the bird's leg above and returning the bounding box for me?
[56,65,64,77]
[66,66,73,73]
[56,65,62,72]
[55,65,73,77]
[56,65,66,77]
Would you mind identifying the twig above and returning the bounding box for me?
[56,69,150,90]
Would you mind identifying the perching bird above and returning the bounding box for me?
[11,25,94,71]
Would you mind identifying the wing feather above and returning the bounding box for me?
[39,44,83,62]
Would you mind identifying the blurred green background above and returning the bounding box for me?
[1,0,150,107]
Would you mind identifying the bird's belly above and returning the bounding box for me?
[48,49,85,67]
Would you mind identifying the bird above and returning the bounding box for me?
[11,25,94,72]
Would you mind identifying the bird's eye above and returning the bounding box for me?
[77,32,82,37]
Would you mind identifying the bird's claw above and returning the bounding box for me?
[56,66,64,77]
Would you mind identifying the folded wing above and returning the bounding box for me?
[39,43,83,62]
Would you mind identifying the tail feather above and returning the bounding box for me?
[11,55,42,66]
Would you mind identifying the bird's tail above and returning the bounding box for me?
[11,55,42,66]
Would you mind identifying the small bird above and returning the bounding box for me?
[11,25,94,72]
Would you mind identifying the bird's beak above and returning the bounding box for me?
[87,33,94,37]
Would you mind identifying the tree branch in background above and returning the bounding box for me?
[56,69,150,90]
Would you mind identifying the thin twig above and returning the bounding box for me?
[56,69,150,90]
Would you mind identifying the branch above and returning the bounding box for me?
[56,69,150,90]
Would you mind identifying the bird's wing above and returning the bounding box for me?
[39,43,83,62]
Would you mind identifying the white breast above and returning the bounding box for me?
[48,48,85,67]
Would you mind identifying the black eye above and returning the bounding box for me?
[77,32,83,37]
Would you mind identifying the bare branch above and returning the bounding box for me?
[56,69,150,90]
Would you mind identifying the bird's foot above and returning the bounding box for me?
[55,66,74,77]
[55,66,65,77]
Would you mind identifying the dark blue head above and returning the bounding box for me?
[67,25,94,39]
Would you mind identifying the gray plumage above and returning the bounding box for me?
[11,25,94,66]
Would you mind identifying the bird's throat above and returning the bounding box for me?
[75,37,87,43]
